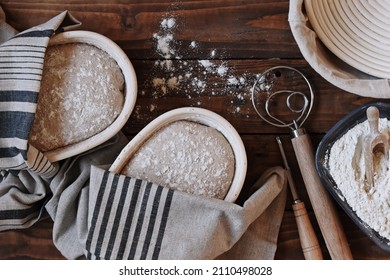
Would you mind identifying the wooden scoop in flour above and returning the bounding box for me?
[364,106,389,189]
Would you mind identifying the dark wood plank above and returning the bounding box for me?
[0,219,64,260]
[1,0,299,59]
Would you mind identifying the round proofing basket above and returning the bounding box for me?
[305,0,390,79]
[43,31,137,162]
[288,0,390,98]
[109,107,248,203]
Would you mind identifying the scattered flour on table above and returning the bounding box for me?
[328,119,390,241]
[161,17,177,29]
[190,41,198,49]
[134,16,253,120]
[122,120,235,199]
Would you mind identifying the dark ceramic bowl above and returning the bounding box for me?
[315,102,390,252]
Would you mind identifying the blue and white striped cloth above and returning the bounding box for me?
[83,166,287,260]
[86,167,174,260]
[0,10,80,232]
[0,10,80,177]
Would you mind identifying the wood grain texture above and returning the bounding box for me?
[1,0,298,59]
[0,219,64,260]
[1,0,390,260]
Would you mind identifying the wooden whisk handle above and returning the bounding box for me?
[291,130,353,260]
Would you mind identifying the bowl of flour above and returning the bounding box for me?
[316,102,390,252]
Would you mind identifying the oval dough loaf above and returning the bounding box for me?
[122,120,235,199]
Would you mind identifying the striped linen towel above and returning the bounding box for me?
[82,166,287,260]
[0,132,127,233]
[0,10,80,177]
[0,9,80,231]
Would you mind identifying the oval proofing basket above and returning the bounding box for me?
[109,107,248,203]
[43,30,137,162]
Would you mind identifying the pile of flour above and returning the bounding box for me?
[328,118,390,241]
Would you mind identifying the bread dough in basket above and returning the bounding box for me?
[29,43,124,152]
[122,120,235,199]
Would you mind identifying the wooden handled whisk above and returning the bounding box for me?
[251,66,353,259]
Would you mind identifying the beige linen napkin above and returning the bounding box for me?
[217,168,287,259]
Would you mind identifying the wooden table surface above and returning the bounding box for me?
[1,0,390,260]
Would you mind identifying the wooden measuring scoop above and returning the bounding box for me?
[364,106,389,190]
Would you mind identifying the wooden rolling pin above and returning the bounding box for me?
[291,128,353,260]
[276,137,323,260]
